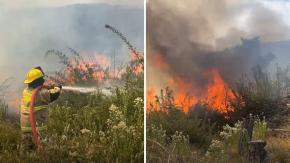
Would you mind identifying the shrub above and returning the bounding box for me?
[252,117,267,140]
[0,100,7,121]
[229,66,290,127]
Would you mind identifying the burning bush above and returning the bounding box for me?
[148,65,290,128]
[147,88,215,149]
[147,65,290,162]
[46,49,115,86]
[45,47,143,88]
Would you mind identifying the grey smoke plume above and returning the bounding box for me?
[0,3,143,112]
[0,3,143,83]
[147,0,290,94]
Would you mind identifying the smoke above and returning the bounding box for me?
[0,3,143,113]
[0,3,143,80]
[0,0,143,9]
[147,0,290,95]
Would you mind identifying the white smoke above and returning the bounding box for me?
[0,2,144,113]
[0,0,143,9]
[0,3,143,82]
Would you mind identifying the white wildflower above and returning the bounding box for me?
[134,97,143,107]
[205,139,225,158]
[109,104,118,112]
[99,131,106,142]
[80,128,91,134]
[61,135,67,140]
[106,119,112,126]
[118,121,126,129]
[99,131,105,137]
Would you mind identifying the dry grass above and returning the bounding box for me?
[266,137,290,162]
[266,116,290,162]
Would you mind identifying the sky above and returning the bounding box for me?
[0,0,143,9]
[261,0,290,26]
[228,0,290,27]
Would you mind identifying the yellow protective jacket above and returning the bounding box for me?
[20,88,51,133]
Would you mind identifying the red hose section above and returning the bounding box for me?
[29,85,44,146]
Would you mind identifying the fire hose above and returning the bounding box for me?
[29,85,112,146]
[29,85,61,147]
[29,85,46,147]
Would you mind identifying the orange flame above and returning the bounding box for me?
[130,52,144,74]
[172,78,198,112]
[203,69,234,113]
[48,52,142,85]
[147,53,235,114]
[152,53,169,70]
[57,54,110,85]
[146,87,158,111]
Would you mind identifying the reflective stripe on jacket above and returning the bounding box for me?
[20,88,50,133]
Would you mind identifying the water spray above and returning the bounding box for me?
[61,86,112,96]
[62,86,97,93]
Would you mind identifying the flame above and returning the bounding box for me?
[54,54,110,85]
[130,52,144,74]
[147,53,235,114]
[152,53,169,70]
[203,69,234,113]
[146,87,158,111]
[172,78,198,112]
[48,52,143,85]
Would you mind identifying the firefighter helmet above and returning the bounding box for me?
[24,68,44,84]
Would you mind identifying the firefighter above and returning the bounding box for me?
[20,66,61,152]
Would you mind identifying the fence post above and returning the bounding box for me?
[248,140,267,163]
[238,115,254,155]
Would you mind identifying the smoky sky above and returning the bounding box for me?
[0,3,143,83]
[147,0,290,93]
[0,3,143,113]
[0,0,143,9]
